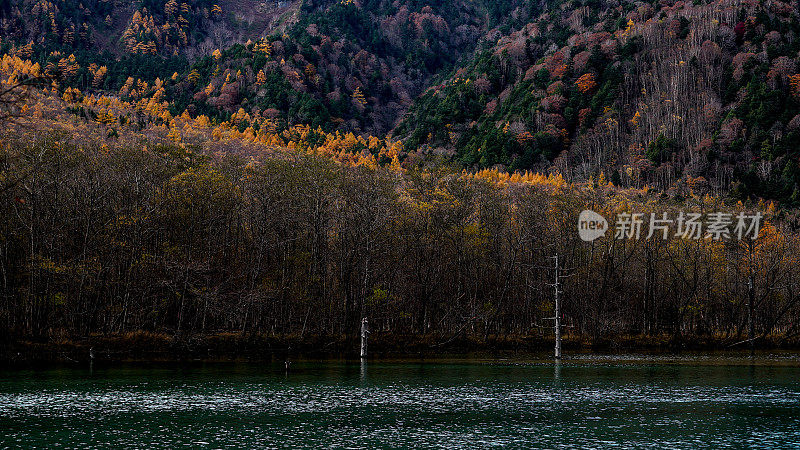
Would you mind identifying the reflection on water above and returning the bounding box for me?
[554,360,562,386]
[1,355,799,448]
[361,358,367,383]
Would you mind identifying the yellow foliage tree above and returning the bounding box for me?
[352,87,367,107]
[96,109,116,125]
[254,39,272,57]
[92,65,107,88]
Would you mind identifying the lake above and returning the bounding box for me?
[1,355,799,448]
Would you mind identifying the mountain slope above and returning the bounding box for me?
[1,0,542,135]
[395,0,800,201]
[2,0,800,202]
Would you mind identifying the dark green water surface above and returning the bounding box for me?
[1,355,799,448]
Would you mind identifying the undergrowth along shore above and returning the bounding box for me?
[2,332,799,363]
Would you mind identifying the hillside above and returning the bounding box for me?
[1,0,800,204]
[396,0,800,202]
[1,0,533,135]
[0,0,296,56]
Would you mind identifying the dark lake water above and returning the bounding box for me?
[1,355,799,448]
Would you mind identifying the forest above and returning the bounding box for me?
[1,127,799,356]
[1,0,800,357]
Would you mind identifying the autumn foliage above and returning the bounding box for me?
[575,73,598,94]
[2,0,800,347]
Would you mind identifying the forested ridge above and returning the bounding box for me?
[2,0,800,356]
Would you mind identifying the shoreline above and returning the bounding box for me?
[2,331,799,364]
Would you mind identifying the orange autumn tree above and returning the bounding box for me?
[790,74,800,98]
[211,4,222,19]
[575,73,598,94]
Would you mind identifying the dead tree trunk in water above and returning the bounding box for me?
[360,317,368,359]
[554,254,562,360]
[748,273,755,356]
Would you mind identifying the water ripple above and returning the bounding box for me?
[0,361,798,448]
